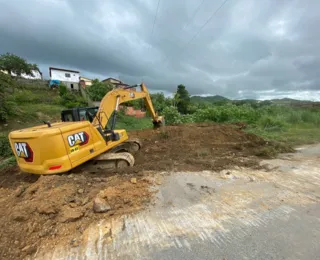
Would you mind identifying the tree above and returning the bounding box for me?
[175,84,190,114]
[150,92,168,113]
[86,79,114,101]
[0,52,40,77]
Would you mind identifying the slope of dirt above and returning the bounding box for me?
[0,123,276,259]
[0,171,157,260]
[129,123,267,172]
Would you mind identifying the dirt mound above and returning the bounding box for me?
[0,171,156,260]
[0,123,272,259]
[129,123,266,172]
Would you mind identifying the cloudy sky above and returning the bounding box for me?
[1,0,320,100]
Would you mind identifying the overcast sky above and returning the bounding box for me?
[1,0,320,100]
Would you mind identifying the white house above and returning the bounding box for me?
[49,67,80,90]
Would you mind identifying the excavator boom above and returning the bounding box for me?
[93,83,163,130]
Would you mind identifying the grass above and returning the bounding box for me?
[115,114,153,131]
[248,123,320,147]
[0,157,16,170]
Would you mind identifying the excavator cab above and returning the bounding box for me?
[61,106,99,122]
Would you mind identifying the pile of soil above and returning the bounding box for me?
[0,123,272,259]
[129,123,267,172]
[0,170,156,260]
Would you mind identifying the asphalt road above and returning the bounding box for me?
[36,144,320,260]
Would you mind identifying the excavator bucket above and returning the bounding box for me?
[152,116,165,129]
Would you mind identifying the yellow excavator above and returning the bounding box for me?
[8,83,164,174]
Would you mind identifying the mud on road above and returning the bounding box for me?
[0,123,292,259]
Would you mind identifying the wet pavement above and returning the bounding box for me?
[35,144,320,260]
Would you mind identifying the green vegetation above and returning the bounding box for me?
[115,111,153,130]
[191,95,229,104]
[0,157,16,170]
[58,83,87,108]
[0,133,13,158]
[0,72,16,122]
[86,79,114,101]
[0,52,40,77]
[175,84,190,114]
[161,101,320,146]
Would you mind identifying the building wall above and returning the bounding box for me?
[63,81,79,91]
[50,69,80,83]
[80,77,92,86]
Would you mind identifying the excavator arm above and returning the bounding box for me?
[92,83,164,130]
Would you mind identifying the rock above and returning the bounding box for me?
[78,189,84,194]
[37,204,58,215]
[88,183,92,186]
[14,241,19,245]
[12,212,27,222]
[59,208,84,223]
[93,177,102,182]
[69,202,78,208]
[249,176,255,182]
[39,229,50,238]
[130,178,137,184]
[15,185,26,197]
[123,198,130,204]
[70,239,79,247]
[65,196,76,203]
[93,197,111,213]
[81,197,89,206]
[22,245,37,255]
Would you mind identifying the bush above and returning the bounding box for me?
[162,106,183,125]
[57,83,87,108]
[60,91,87,108]
[258,115,287,131]
[0,134,13,158]
[59,83,68,97]
[0,72,16,122]
[11,89,40,103]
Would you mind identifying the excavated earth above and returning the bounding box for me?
[0,123,284,260]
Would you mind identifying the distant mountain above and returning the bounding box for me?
[191,95,229,103]
[270,98,313,104]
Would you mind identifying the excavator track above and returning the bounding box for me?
[81,152,135,173]
[77,139,142,173]
[109,138,142,154]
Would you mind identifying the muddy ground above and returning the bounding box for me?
[0,123,287,260]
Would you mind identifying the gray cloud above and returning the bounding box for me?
[1,0,320,100]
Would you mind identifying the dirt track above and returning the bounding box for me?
[0,123,285,259]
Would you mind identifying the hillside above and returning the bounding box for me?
[191,95,229,103]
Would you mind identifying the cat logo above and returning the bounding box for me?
[129,92,135,98]
[67,131,89,147]
[14,142,33,162]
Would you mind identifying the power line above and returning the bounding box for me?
[151,0,161,35]
[185,0,230,46]
[162,0,229,66]
[182,0,206,30]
